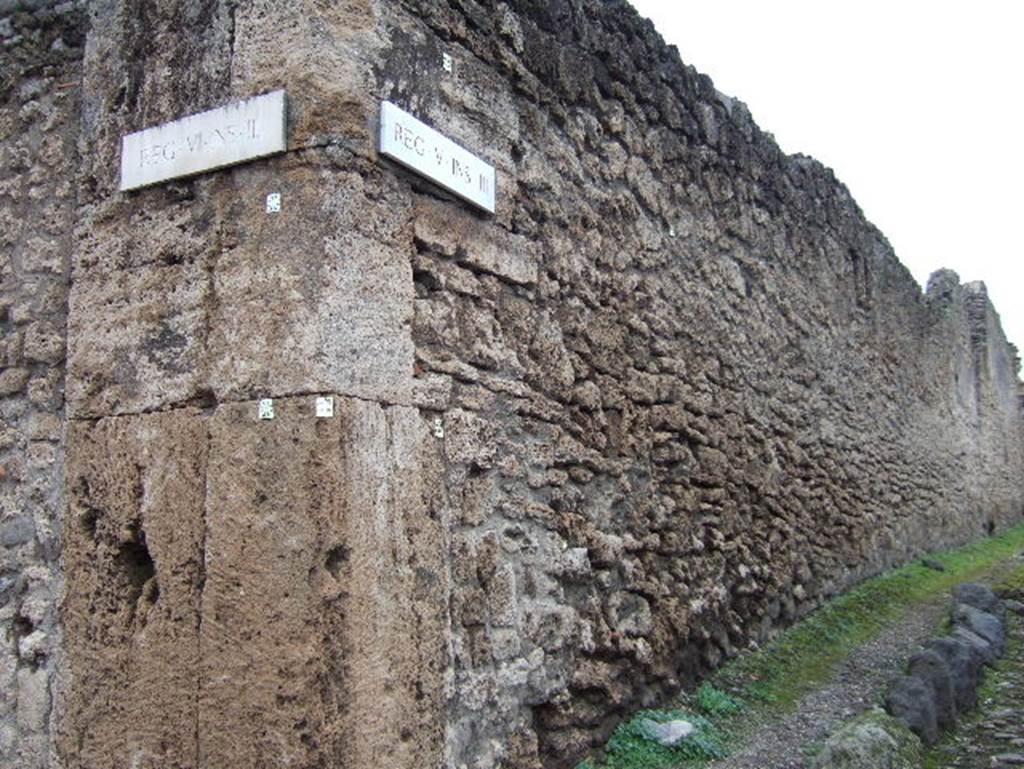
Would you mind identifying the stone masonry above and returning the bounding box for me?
[2,2,85,766]
[1,1,1023,768]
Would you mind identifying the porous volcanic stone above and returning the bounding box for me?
[952,603,1006,657]
[952,626,998,665]
[924,635,984,710]
[907,649,956,728]
[953,583,1003,617]
[885,675,939,745]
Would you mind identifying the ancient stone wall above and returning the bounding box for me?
[1,1,1022,769]
[1,3,85,765]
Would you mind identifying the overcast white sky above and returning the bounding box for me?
[627,0,1024,358]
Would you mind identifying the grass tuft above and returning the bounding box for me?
[577,709,725,769]
[694,683,744,717]
[993,560,1024,599]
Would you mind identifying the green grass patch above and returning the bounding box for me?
[993,560,1024,599]
[713,522,1024,710]
[694,683,744,717]
[576,709,726,769]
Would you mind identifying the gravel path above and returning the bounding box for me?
[708,595,949,769]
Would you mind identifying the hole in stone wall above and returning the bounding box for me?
[191,386,217,410]
[413,268,443,293]
[116,532,156,608]
[12,614,41,671]
[985,518,996,536]
[73,477,103,540]
[80,505,101,539]
[143,576,160,605]
[13,614,33,641]
[325,545,350,580]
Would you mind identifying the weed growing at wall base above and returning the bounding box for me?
[694,683,744,717]
[576,709,725,769]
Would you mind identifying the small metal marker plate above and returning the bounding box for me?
[379,101,496,214]
[266,192,281,212]
[315,396,334,418]
[258,399,275,420]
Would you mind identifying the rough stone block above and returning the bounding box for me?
[230,0,381,148]
[0,368,30,396]
[951,624,995,667]
[66,261,207,416]
[924,635,983,711]
[60,396,449,769]
[68,163,415,417]
[885,675,939,746]
[810,708,922,769]
[207,224,414,407]
[907,649,956,729]
[952,582,1003,617]
[22,321,64,364]
[60,409,208,769]
[951,603,1005,657]
[414,197,539,285]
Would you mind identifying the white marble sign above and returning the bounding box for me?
[379,101,496,214]
[120,90,287,191]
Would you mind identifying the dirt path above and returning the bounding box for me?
[707,558,1024,769]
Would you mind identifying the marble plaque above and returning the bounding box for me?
[120,90,287,191]
[379,101,496,214]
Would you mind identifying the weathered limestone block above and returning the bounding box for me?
[60,409,207,769]
[68,159,416,417]
[59,396,447,769]
[414,197,539,286]
[200,396,447,769]
[230,0,383,149]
